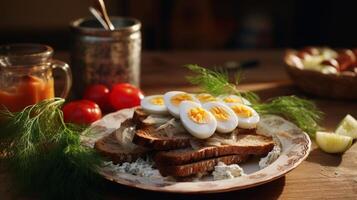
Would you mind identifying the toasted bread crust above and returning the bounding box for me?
[132,108,192,150]
[132,108,193,150]
[133,126,192,150]
[154,134,274,165]
[157,154,249,177]
[94,132,147,164]
[237,128,257,135]
[95,108,277,179]
[132,108,149,129]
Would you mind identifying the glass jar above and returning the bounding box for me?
[70,17,141,97]
[0,43,72,112]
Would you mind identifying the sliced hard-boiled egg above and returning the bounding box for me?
[140,95,168,114]
[202,101,238,133]
[196,93,217,103]
[179,101,217,139]
[229,103,260,129]
[219,94,251,106]
[163,91,199,118]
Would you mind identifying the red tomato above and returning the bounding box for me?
[62,100,102,125]
[109,83,144,110]
[83,84,111,112]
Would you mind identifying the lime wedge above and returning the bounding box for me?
[336,114,357,139]
[316,131,352,153]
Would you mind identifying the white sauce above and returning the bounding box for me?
[155,118,186,137]
[115,126,137,151]
[104,158,160,178]
[212,162,245,180]
[259,144,281,169]
[142,115,172,125]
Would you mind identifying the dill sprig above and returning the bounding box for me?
[0,98,103,200]
[186,64,323,137]
[252,96,323,137]
[185,64,259,104]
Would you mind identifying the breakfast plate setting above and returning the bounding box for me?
[84,108,311,193]
[2,1,357,199]
[3,61,356,200]
[78,65,319,193]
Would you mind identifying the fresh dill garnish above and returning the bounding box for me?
[185,64,259,104]
[186,64,323,137]
[252,96,323,137]
[0,98,103,200]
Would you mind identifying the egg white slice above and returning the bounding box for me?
[163,91,199,118]
[195,93,217,103]
[219,94,251,106]
[229,103,260,129]
[202,101,238,133]
[140,95,168,115]
[179,101,217,139]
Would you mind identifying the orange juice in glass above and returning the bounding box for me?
[0,44,72,112]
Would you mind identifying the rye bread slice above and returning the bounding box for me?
[154,134,274,165]
[132,108,149,129]
[156,154,249,177]
[132,108,192,150]
[132,108,264,151]
[132,126,192,150]
[94,132,147,164]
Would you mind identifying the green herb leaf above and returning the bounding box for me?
[0,98,104,200]
[185,64,323,137]
[185,64,259,103]
[252,96,323,137]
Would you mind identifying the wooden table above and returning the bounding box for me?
[1,50,357,199]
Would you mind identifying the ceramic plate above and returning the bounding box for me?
[82,108,311,193]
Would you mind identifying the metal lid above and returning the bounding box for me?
[70,17,141,37]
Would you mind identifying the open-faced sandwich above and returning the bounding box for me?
[91,64,321,182]
[94,91,279,180]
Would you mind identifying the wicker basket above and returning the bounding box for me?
[284,51,357,100]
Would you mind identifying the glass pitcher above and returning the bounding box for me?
[0,43,72,112]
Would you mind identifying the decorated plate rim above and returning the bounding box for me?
[86,108,312,194]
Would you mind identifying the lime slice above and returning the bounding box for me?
[336,114,357,139]
[316,131,352,153]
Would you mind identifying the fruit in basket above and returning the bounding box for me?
[285,46,357,100]
[109,83,144,110]
[295,47,357,73]
[336,49,356,71]
[62,100,102,125]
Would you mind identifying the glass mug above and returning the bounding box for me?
[0,44,72,112]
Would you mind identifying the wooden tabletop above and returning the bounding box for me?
[1,50,357,199]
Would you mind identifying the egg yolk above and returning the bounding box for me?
[150,96,164,105]
[196,93,216,103]
[223,97,242,103]
[171,93,193,106]
[188,107,209,124]
[231,105,252,118]
[210,106,229,121]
